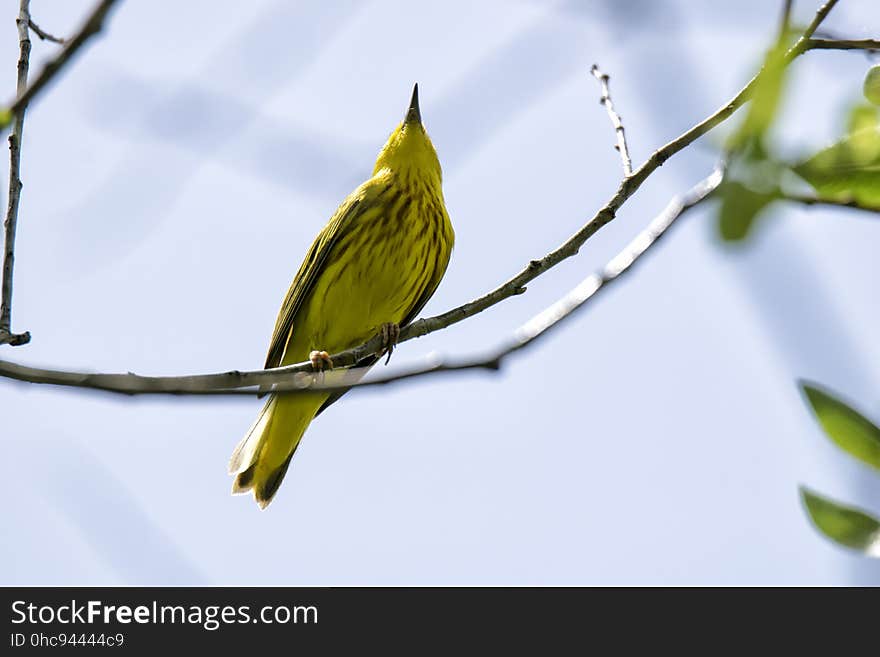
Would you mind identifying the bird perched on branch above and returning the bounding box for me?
[229,84,455,508]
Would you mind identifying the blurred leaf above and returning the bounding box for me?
[0,108,10,131]
[800,487,880,556]
[729,42,788,150]
[793,104,880,205]
[719,38,790,244]
[847,102,879,134]
[717,180,778,242]
[800,381,880,470]
[865,65,880,106]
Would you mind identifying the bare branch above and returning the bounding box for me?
[590,64,633,176]
[0,0,848,394]
[800,0,839,43]
[395,0,843,354]
[805,38,880,52]
[0,168,725,396]
[1,0,124,347]
[1,0,33,347]
[28,18,65,45]
[504,167,724,357]
[6,0,122,118]
[778,0,794,42]
[780,193,880,214]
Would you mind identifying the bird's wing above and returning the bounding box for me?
[399,250,451,329]
[263,195,365,370]
[315,217,453,416]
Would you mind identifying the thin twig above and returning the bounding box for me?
[780,192,880,213]
[0,0,850,393]
[800,0,839,43]
[0,0,32,347]
[28,18,65,45]
[392,1,843,356]
[505,166,725,359]
[0,168,725,396]
[6,0,122,118]
[1,0,123,346]
[805,38,880,52]
[778,0,794,42]
[590,64,632,176]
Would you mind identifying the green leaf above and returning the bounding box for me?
[717,180,777,242]
[717,37,792,243]
[0,108,10,131]
[793,105,880,205]
[729,42,788,149]
[847,102,879,134]
[800,381,880,470]
[865,65,880,106]
[800,487,880,556]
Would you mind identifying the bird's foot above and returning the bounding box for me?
[378,322,400,365]
[309,350,334,372]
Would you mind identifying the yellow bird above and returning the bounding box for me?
[230,85,455,508]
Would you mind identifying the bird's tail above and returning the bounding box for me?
[229,392,325,509]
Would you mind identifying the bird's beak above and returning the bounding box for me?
[404,83,421,125]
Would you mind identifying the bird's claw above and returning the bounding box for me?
[379,322,400,365]
[309,350,334,372]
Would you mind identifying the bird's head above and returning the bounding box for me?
[373,84,442,184]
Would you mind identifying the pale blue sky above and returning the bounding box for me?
[2,0,879,584]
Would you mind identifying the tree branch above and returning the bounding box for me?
[28,18,65,45]
[590,64,633,176]
[0,0,850,394]
[6,0,122,118]
[1,0,124,347]
[0,167,725,396]
[800,0,839,44]
[804,38,880,52]
[392,0,841,355]
[0,0,33,347]
[779,192,880,214]
[778,0,794,42]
